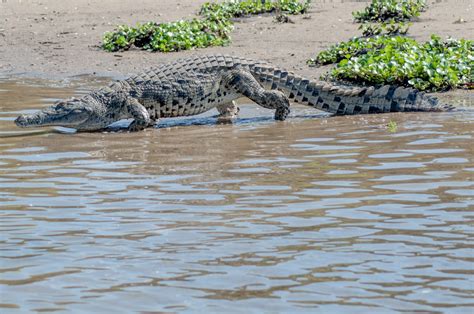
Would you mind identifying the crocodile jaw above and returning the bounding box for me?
[15,110,87,129]
[15,106,90,129]
[14,98,109,131]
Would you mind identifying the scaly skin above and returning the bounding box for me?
[15,54,454,132]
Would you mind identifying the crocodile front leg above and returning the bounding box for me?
[125,97,152,131]
[222,69,290,121]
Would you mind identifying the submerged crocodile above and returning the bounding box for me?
[15,54,453,131]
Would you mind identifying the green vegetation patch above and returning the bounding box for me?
[353,0,426,22]
[359,21,411,37]
[103,0,310,53]
[387,120,398,133]
[102,17,233,53]
[200,0,311,19]
[308,35,473,91]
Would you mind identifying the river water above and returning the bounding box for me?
[0,77,473,313]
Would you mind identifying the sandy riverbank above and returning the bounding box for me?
[0,0,472,87]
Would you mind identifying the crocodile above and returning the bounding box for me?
[15,54,454,132]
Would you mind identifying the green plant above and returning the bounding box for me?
[359,21,411,36]
[200,0,311,19]
[353,0,426,22]
[307,36,394,65]
[103,17,233,52]
[308,35,474,91]
[387,120,398,132]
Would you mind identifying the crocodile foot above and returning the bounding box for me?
[216,101,240,119]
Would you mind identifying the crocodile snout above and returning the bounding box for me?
[14,114,29,127]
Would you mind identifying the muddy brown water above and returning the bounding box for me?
[0,76,473,313]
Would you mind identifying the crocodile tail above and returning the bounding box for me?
[295,82,455,114]
[250,65,454,114]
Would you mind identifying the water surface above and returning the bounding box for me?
[0,77,473,313]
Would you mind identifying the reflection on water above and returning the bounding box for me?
[0,77,473,313]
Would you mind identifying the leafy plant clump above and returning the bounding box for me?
[359,21,411,37]
[103,16,233,52]
[200,0,311,19]
[308,36,395,65]
[353,0,426,22]
[387,120,398,132]
[103,0,310,52]
[308,35,473,91]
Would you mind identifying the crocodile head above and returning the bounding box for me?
[15,97,109,131]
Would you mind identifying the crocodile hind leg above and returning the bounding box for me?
[222,69,290,121]
[216,101,240,119]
